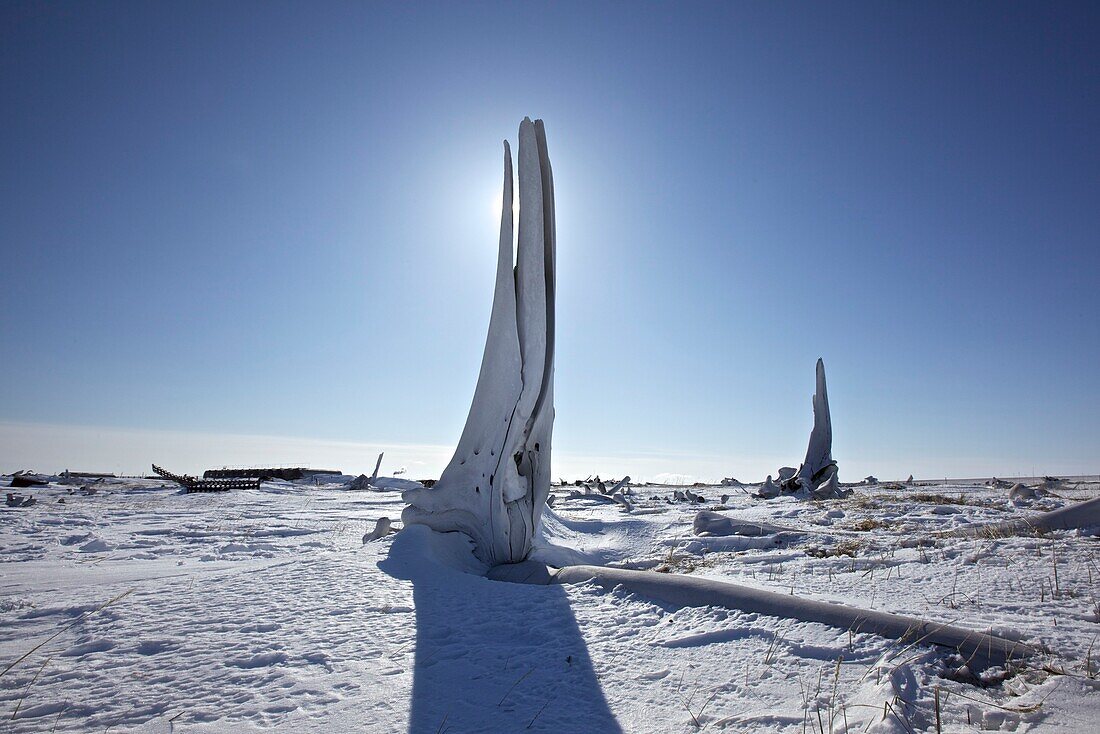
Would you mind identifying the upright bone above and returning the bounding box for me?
[791,358,837,490]
[402,119,556,565]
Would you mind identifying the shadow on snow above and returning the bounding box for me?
[379,526,622,734]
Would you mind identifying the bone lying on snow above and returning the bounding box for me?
[611,493,633,512]
[363,517,397,543]
[608,476,631,495]
[756,475,780,499]
[942,495,1100,538]
[692,510,791,537]
[1008,482,1044,504]
[489,562,1034,670]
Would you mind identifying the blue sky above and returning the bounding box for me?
[2,2,1098,480]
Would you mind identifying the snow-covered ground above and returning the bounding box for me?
[2,474,1097,732]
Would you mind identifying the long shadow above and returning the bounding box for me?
[380,528,622,734]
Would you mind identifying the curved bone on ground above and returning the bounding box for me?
[611,493,633,512]
[812,473,850,500]
[776,467,797,482]
[545,565,1033,670]
[608,476,631,495]
[943,495,1100,537]
[566,491,616,504]
[363,517,395,543]
[757,475,780,499]
[693,510,791,537]
[1008,483,1038,503]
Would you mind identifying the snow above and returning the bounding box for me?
[2,474,1098,732]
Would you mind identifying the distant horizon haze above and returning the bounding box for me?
[1,421,1094,485]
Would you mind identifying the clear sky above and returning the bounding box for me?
[2,2,1098,481]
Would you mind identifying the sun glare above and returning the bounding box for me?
[490,190,520,227]
[490,190,521,258]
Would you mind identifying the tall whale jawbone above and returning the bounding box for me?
[402,118,555,566]
[795,358,836,489]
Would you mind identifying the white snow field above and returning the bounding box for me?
[2,475,1098,733]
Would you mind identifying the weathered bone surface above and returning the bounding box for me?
[608,476,631,495]
[942,495,1100,538]
[812,472,849,500]
[693,510,789,537]
[402,118,556,565]
[362,517,395,543]
[487,560,1036,668]
[757,475,780,498]
[549,565,1033,669]
[369,452,383,485]
[797,358,836,488]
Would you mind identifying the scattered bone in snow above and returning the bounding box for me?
[692,510,790,537]
[1008,482,1044,503]
[756,475,780,498]
[944,495,1100,537]
[608,476,631,495]
[369,452,384,485]
[363,517,397,543]
[347,474,373,490]
[812,472,851,500]
[542,565,1035,670]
